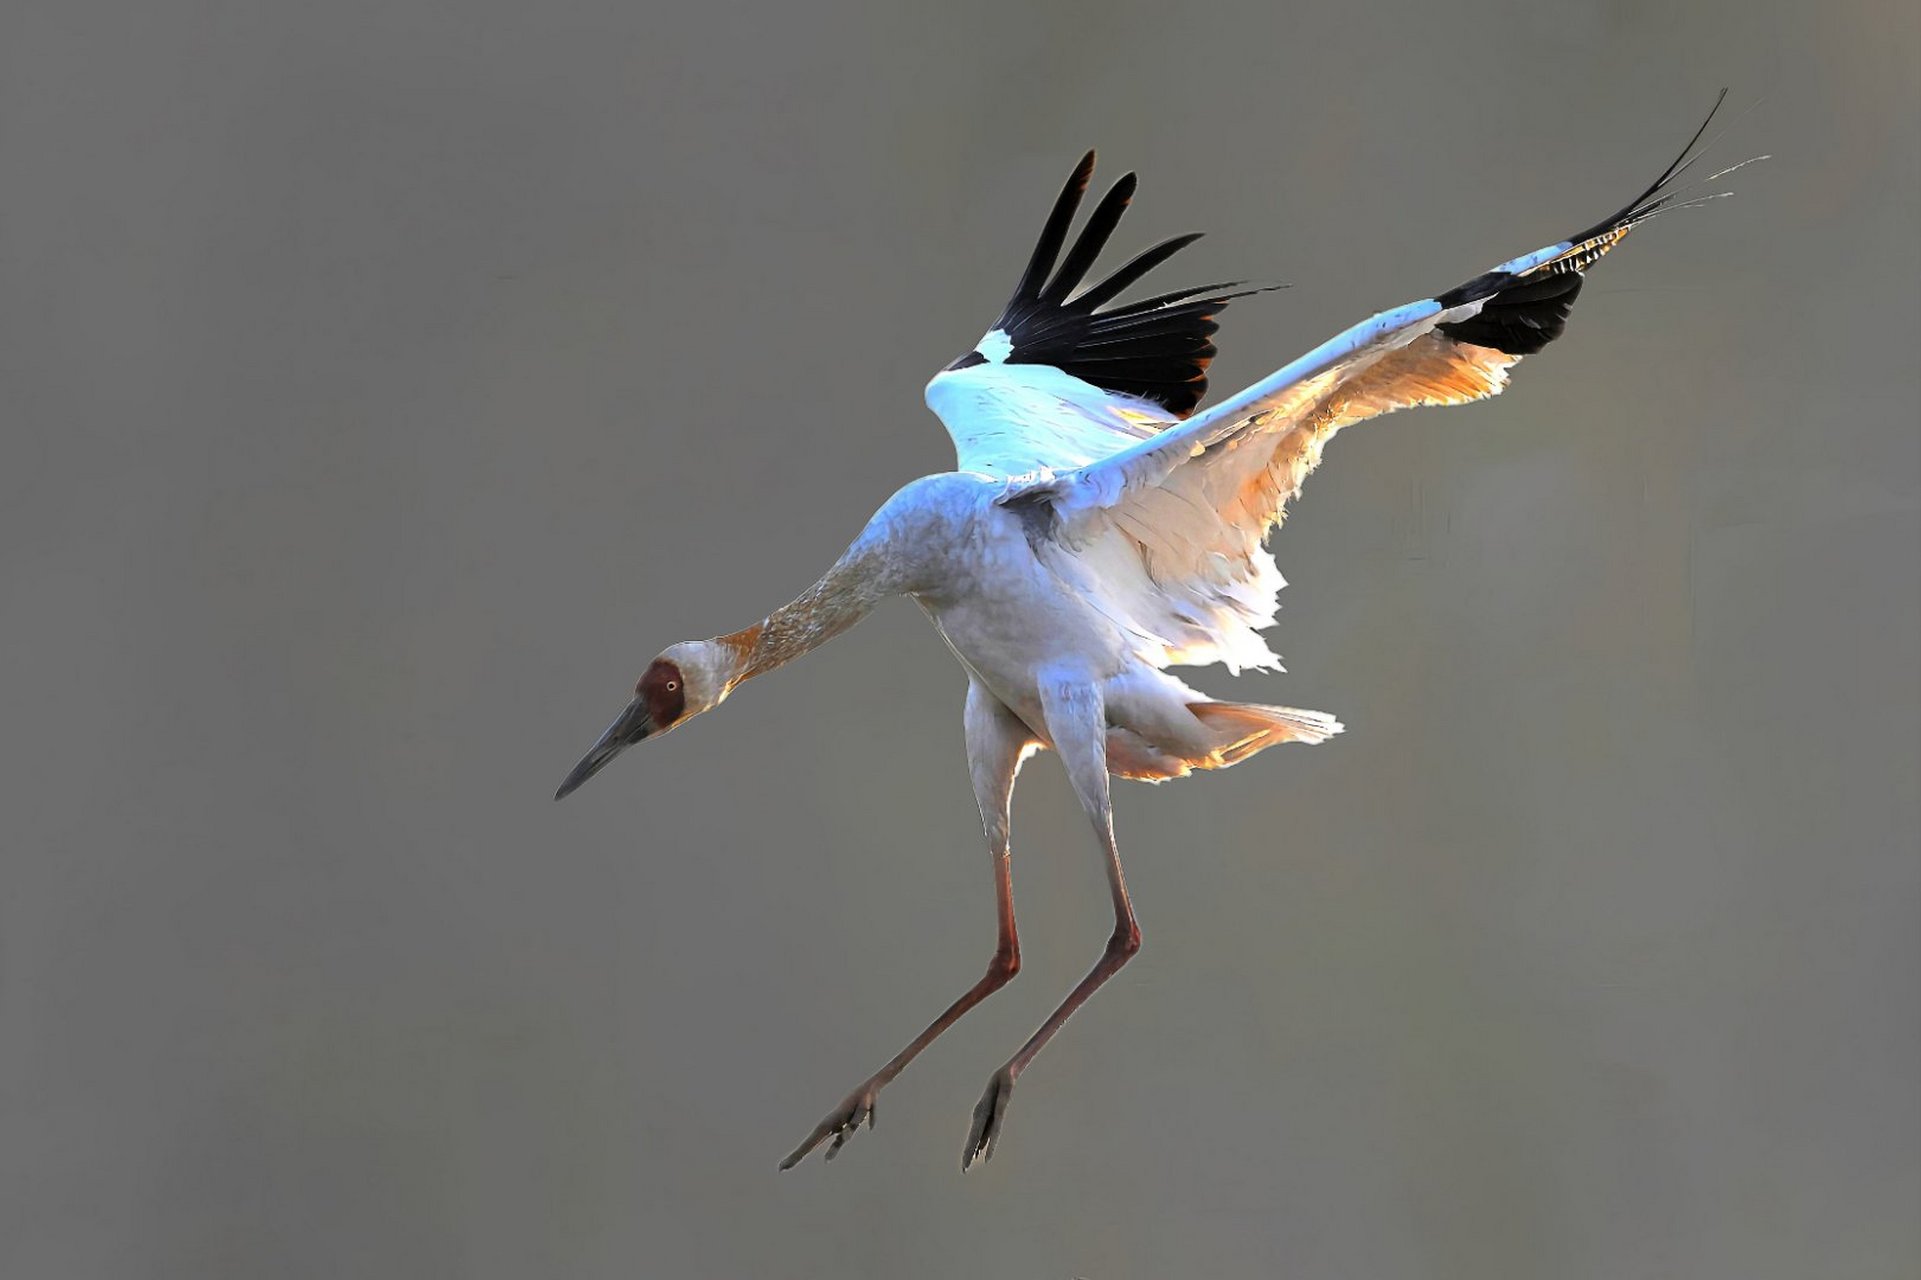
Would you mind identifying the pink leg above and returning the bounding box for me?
[964,679,1140,1169]
[780,683,1032,1169]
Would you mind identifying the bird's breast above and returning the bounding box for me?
[915,508,1133,712]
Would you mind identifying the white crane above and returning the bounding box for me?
[556,95,1753,1170]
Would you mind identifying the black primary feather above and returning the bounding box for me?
[1439,270,1585,355]
[1437,90,1736,356]
[963,152,1276,418]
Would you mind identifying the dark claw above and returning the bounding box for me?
[780,1087,878,1170]
[962,1069,1015,1170]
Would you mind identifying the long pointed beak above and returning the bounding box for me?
[554,697,653,800]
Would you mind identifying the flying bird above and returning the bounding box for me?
[556,95,1753,1170]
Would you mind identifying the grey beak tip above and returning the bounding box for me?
[554,697,651,803]
[553,759,600,802]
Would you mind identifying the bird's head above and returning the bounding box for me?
[554,640,736,800]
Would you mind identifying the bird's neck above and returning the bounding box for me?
[713,542,893,688]
[703,482,948,695]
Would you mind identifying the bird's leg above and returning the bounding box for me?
[964,678,1139,1170]
[779,682,1032,1170]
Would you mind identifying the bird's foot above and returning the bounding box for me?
[961,1067,1015,1170]
[778,1082,880,1169]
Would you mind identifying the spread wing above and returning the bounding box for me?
[922,151,1273,479]
[1001,93,1755,674]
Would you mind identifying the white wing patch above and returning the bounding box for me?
[924,150,1267,480]
[924,362,1173,480]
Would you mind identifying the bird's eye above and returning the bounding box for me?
[665,680,678,691]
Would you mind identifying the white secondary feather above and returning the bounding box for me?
[923,361,1175,480]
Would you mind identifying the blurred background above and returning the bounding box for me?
[3,2,1916,1276]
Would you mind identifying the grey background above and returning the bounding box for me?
[4,1,1916,1276]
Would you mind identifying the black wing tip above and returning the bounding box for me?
[1436,90,1749,356]
[1435,269,1514,311]
[1438,273,1583,355]
[1036,171,1142,305]
[1042,284,1281,416]
[1008,150,1101,306]
[980,154,1285,417]
[1571,87,1738,244]
[1233,281,1289,300]
[1064,149,1097,196]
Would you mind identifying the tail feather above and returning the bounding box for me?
[1189,700,1344,766]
